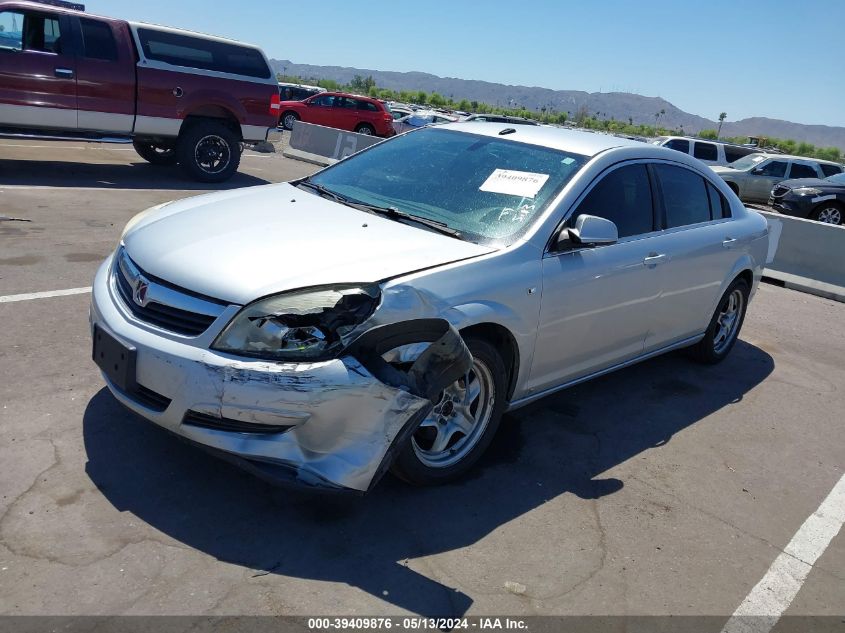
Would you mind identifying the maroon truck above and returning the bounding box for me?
[0,0,280,182]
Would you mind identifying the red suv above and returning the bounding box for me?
[279,92,395,137]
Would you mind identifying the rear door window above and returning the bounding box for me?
[137,27,271,78]
[664,139,690,153]
[654,164,711,228]
[80,18,118,61]
[693,142,718,161]
[572,164,655,238]
[820,163,842,177]
[788,162,818,179]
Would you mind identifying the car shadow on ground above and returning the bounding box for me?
[0,158,270,190]
[83,340,773,617]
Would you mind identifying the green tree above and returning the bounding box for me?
[699,129,718,139]
[415,90,428,105]
[429,92,446,107]
[717,112,727,138]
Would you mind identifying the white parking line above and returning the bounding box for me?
[0,287,92,303]
[721,472,845,633]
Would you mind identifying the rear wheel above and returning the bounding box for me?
[687,277,750,364]
[281,111,300,131]
[391,336,507,486]
[176,120,241,183]
[355,123,375,136]
[133,140,177,166]
[812,203,843,225]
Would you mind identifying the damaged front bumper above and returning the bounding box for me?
[89,260,471,493]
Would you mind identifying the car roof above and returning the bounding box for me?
[444,122,647,156]
[749,152,840,165]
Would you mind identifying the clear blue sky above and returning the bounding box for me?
[87,0,845,127]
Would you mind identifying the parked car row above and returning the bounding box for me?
[651,136,758,167]
[278,91,395,137]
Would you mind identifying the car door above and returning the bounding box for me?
[646,163,738,349]
[73,17,135,134]
[0,7,77,130]
[745,158,788,201]
[527,162,664,392]
[305,93,335,127]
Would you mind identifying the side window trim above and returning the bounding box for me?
[544,159,660,255]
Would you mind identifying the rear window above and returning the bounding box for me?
[137,27,271,78]
[80,18,117,61]
[789,163,818,179]
[820,163,843,177]
[724,145,755,163]
[693,142,718,161]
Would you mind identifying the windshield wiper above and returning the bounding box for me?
[296,179,462,239]
[349,202,463,239]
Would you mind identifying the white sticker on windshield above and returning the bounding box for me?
[480,169,550,199]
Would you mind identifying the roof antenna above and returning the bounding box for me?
[498,128,516,135]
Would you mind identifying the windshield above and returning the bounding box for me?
[729,154,768,171]
[825,173,845,185]
[306,127,588,244]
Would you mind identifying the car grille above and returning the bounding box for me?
[183,410,294,435]
[113,249,226,337]
[771,185,789,198]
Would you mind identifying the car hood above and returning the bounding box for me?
[122,183,495,305]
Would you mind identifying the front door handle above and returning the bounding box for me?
[54,67,74,79]
[722,237,737,248]
[643,253,667,268]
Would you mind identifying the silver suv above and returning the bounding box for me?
[711,153,843,203]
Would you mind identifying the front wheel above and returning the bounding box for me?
[133,140,177,166]
[687,277,750,364]
[176,120,241,183]
[812,203,843,225]
[391,336,508,486]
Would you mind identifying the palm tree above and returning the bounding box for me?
[717,112,727,138]
[654,108,665,130]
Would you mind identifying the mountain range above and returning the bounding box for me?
[270,59,845,152]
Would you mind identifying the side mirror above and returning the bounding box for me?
[564,214,618,248]
[751,167,764,175]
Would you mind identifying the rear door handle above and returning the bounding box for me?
[722,237,737,248]
[54,68,74,79]
[643,253,668,267]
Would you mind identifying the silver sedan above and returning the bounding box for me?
[90,123,770,493]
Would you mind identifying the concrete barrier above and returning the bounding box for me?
[283,121,382,167]
[758,210,845,302]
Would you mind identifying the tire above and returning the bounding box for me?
[355,123,375,136]
[176,120,241,183]
[281,111,299,131]
[687,277,750,364]
[132,140,177,166]
[811,202,843,225]
[391,335,508,486]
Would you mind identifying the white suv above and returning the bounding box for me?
[652,136,757,167]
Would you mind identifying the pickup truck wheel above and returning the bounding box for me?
[687,277,750,364]
[177,121,241,183]
[281,111,299,131]
[132,141,177,166]
[390,336,507,486]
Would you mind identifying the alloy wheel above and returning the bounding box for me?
[713,289,744,354]
[194,135,231,175]
[412,358,495,468]
[817,206,842,225]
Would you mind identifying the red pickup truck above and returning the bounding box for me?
[0,0,279,182]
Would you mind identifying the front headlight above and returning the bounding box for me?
[211,285,381,361]
[792,187,822,196]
